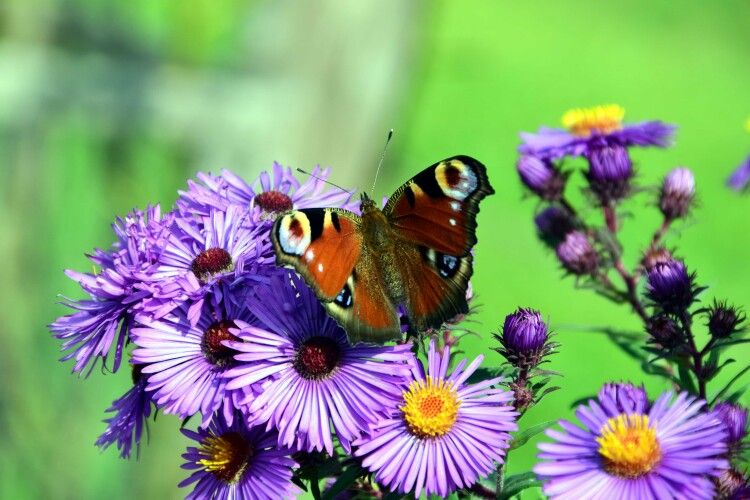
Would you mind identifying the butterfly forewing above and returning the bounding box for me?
[272,208,361,300]
[383,155,494,257]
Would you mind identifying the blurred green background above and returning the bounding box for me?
[2,1,749,498]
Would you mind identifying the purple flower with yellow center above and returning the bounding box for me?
[50,205,173,375]
[535,389,728,499]
[148,205,272,323]
[645,259,698,312]
[660,167,696,220]
[130,284,258,426]
[353,340,518,498]
[180,413,298,500]
[95,364,153,459]
[519,104,676,159]
[177,163,357,220]
[555,230,599,275]
[223,273,413,454]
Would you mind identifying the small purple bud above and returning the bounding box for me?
[646,314,685,350]
[555,230,599,275]
[585,144,633,202]
[712,402,748,445]
[495,308,551,370]
[517,155,566,200]
[660,167,695,220]
[534,206,574,247]
[645,259,696,312]
[598,382,649,415]
[706,300,745,339]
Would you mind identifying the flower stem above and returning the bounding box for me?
[680,311,706,400]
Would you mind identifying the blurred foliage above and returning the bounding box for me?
[1,0,749,498]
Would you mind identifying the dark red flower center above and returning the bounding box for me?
[191,248,233,284]
[255,190,293,214]
[202,320,239,367]
[294,336,341,379]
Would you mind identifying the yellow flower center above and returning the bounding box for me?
[197,431,253,484]
[597,414,662,478]
[562,104,625,136]
[402,376,460,438]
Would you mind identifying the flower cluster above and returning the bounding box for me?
[50,164,526,498]
[518,107,750,498]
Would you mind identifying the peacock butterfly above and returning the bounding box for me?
[271,156,494,342]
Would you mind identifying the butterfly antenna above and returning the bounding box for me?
[296,168,354,194]
[371,129,394,197]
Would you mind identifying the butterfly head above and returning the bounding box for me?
[359,192,378,213]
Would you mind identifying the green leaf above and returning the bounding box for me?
[677,364,697,394]
[498,472,540,499]
[322,465,366,500]
[510,421,556,450]
[710,364,750,406]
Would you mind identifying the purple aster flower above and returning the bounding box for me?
[177,163,357,220]
[585,144,634,203]
[95,364,153,459]
[727,155,750,192]
[179,412,298,500]
[519,104,675,159]
[660,167,695,220]
[223,273,413,454]
[353,339,518,498]
[130,283,259,426]
[496,308,551,370]
[147,205,273,323]
[555,230,599,275]
[712,402,748,446]
[535,206,575,247]
[598,382,649,415]
[517,155,567,200]
[535,389,728,499]
[50,205,173,375]
[646,259,698,312]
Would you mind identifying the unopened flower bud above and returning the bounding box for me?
[645,259,697,312]
[660,167,695,220]
[534,206,574,248]
[517,155,566,200]
[585,144,633,203]
[555,231,599,275]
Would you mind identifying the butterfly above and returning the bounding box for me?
[271,156,494,342]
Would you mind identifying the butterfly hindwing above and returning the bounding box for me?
[272,208,361,301]
[322,265,401,342]
[383,155,493,256]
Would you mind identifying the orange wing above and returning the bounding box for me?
[383,156,494,257]
[272,208,361,301]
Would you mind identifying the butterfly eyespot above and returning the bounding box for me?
[435,162,478,201]
[438,254,460,278]
[334,282,353,308]
[277,213,311,256]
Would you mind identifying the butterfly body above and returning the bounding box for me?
[272,156,493,342]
